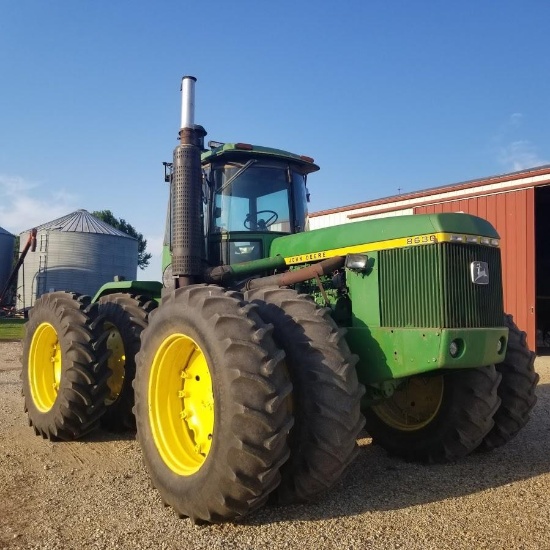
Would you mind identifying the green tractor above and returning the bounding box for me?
[21,76,538,523]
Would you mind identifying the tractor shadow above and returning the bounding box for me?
[244,380,550,525]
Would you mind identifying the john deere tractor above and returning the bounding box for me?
[21,76,538,524]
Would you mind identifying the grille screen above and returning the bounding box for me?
[379,243,503,328]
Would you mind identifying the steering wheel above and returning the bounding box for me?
[244,210,279,230]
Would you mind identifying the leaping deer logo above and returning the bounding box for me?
[470,261,489,285]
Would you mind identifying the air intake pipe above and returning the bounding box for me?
[170,75,206,287]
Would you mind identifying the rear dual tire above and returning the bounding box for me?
[134,285,293,523]
[98,293,157,431]
[21,291,110,440]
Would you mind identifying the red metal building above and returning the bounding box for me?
[310,165,550,351]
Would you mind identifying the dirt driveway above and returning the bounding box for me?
[1,341,550,550]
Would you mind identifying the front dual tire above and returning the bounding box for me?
[364,366,502,463]
[364,314,539,462]
[245,288,365,504]
[479,314,539,451]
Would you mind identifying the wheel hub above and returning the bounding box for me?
[29,322,62,412]
[105,324,126,405]
[149,333,214,475]
[372,375,444,431]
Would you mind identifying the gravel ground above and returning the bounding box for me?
[1,340,549,550]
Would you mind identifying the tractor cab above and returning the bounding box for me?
[201,143,319,266]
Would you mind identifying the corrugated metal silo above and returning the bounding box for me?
[0,226,16,299]
[17,210,138,310]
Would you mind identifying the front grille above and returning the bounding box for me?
[379,243,503,328]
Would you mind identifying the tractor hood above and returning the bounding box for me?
[269,213,501,265]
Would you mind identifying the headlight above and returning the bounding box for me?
[449,339,463,358]
[449,341,459,357]
[345,254,369,271]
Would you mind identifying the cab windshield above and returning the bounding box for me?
[210,160,307,233]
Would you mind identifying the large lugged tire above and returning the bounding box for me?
[245,287,365,504]
[98,293,158,431]
[364,366,501,463]
[478,314,539,451]
[134,285,293,523]
[21,291,110,440]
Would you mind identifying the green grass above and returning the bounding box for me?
[0,318,26,341]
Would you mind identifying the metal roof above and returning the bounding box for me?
[23,210,136,239]
[311,164,550,218]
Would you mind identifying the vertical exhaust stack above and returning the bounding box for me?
[171,75,206,287]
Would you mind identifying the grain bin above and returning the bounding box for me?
[0,226,16,299]
[17,210,138,310]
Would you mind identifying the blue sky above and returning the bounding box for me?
[1,1,549,280]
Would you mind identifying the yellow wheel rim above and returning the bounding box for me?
[372,375,444,431]
[148,333,214,475]
[105,323,125,405]
[29,322,62,412]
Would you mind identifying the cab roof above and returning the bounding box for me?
[201,143,320,174]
